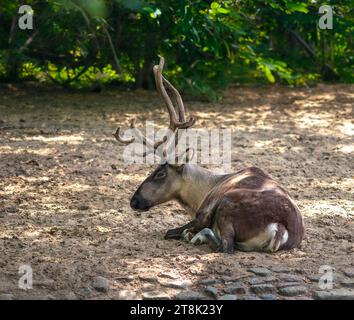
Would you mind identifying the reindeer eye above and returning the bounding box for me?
[155,171,166,180]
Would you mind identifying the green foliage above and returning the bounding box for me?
[0,0,352,97]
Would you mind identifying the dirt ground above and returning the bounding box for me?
[0,83,353,300]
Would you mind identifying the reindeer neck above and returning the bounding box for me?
[176,164,227,215]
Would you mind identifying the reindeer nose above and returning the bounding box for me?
[130,195,151,211]
[130,197,140,210]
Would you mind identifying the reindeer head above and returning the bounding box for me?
[114,57,196,212]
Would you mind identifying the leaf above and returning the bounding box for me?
[263,66,275,83]
[142,6,154,13]
[217,8,230,14]
[286,3,309,13]
[211,2,219,9]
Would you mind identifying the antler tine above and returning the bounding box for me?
[153,57,178,129]
[153,56,196,131]
[162,76,196,129]
[114,117,166,157]
[162,77,185,121]
[113,118,136,144]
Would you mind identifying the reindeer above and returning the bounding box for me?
[114,57,304,253]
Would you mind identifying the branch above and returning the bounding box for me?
[290,30,316,58]
[47,65,90,87]
[102,23,123,75]
[19,30,39,53]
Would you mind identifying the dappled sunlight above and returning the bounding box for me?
[294,113,332,129]
[337,121,354,136]
[2,183,31,195]
[0,85,353,299]
[336,144,354,154]
[314,177,353,191]
[302,199,353,218]
[27,134,85,144]
[114,171,145,182]
[0,146,57,156]
[253,139,281,148]
[303,93,336,102]
[59,182,92,193]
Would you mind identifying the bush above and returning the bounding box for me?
[0,0,352,97]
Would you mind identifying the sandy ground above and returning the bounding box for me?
[0,83,353,300]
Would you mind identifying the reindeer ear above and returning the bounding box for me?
[169,147,195,168]
[182,147,195,163]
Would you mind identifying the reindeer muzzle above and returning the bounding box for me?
[130,196,151,212]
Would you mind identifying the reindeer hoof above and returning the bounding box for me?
[191,228,215,245]
[181,229,194,242]
[164,229,182,240]
[190,234,203,245]
[216,239,235,254]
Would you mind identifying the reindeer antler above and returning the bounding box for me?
[113,118,136,144]
[113,56,196,159]
[153,57,196,130]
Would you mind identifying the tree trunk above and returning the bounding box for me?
[4,16,19,81]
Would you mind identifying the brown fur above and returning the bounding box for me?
[189,167,304,252]
[131,165,304,253]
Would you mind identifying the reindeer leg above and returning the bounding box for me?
[164,220,196,240]
[217,238,235,254]
[180,210,214,242]
[190,228,221,251]
[215,219,235,254]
